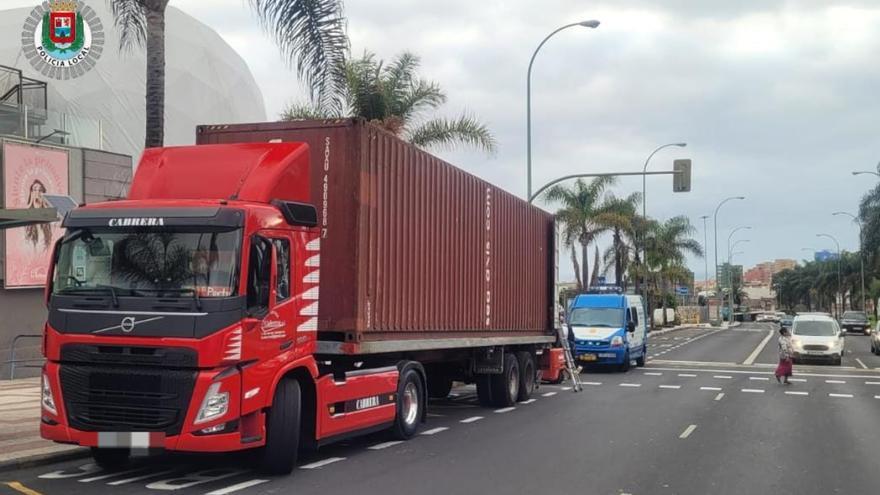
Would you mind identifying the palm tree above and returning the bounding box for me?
[282,51,496,154]
[543,177,616,290]
[594,192,642,287]
[111,0,348,148]
[645,216,703,324]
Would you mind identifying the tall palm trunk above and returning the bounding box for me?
[571,246,583,290]
[144,1,168,148]
[581,239,589,292]
[613,228,623,286]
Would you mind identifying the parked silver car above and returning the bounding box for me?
[791,314,845,365]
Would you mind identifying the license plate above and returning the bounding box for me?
[803,351,825,355]
[579,354,597,362]
[598,353,617,358]
[98,432,165,448]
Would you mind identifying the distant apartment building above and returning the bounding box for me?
[744,259,797,285]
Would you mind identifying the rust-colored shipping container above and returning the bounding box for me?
[196,119,555,351]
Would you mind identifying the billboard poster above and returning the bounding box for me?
[3,142,69,288]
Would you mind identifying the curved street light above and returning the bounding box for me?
[832,212,866,311]
[817,233,842,317]
[527,20,600,198]
[852,162,880,178]
[727,242,749,323]
[712,196,746,318]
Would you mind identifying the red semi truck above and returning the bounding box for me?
[40,119,566,474]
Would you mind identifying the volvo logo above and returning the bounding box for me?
[120,316,136,333]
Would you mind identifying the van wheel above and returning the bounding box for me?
[259,379,301,475]
[516,351,536,402]
[489,353,520,407]
[90,447,130,470]
[636,346,646,367]
[619,351,631,372]
[391,367,424,439]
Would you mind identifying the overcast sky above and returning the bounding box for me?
[9,0,880,283]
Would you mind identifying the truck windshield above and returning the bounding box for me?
[569,308,624,327]
[53,229,241,297]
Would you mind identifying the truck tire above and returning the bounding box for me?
[90,447,129,470]
[516,351,536,402]
[489,353,520,407]
[259,379,301,475]
[427,372,454,399]
[391,366,424,439]
[476,374,494,407]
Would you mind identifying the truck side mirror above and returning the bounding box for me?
[627,321,636,333]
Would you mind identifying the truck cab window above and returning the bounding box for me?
[247,236,272,316]
[272,238,291,302]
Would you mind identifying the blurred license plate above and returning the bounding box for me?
[598,353,617,358]
[579,354,597,362]
[804,351,825,355]
[98,432,164,448]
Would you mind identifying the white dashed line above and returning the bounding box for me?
[460,416,484,424]
[206,480,270,495]
[785,391,809,396]
[741,388,765,393]
[521,398,537,404]
[79,467,148,483]
[369,441,404,450]
[749,377,769,381]
[875,395,880,399]
[301,457,346,469]
[679,424,698,439]
[866,382,880,385]
[700,386,722,391]
[494,407,516,414]
[829,393,853,398]
[678,373,697,377]
[856,358,868,369]
[714,392,725,401]
[659,384,681,389]
[713,375,732,379]
[421,427,450,435]
[620,383,641,387]
[582,382,602,386]
[542,391,557,397]
[561,387,573,390]
[789,378,807,382]
[825,380,846,384]
[644,372,663,376]
[107,469,175,486]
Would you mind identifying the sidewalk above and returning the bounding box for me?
[0,378,85,472]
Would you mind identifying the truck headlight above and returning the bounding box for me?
[610,336,624,347]
[195,383,229,424]
[41,373,57,415]
[792,339,802,350]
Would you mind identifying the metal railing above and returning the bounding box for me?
[5,334,44,380]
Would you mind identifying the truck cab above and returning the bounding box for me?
[567,290,647,371]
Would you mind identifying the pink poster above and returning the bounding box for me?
[3,142,69,288]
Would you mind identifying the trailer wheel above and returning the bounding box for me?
[516,351,536,401]
[427,372,454,399]
[90,447,129,470]
[259,379,301,475]
[391,367,424,439]
[476,374,494,407]
[489,353,520,407]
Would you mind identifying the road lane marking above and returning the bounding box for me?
[620,383,641,387]
[494,407,516,414]
[741,388,765,393]
[713,375,733,379]
[743,330,774,365]
[206,480,270,495]
[679,424,697,439]
[421,427,450,435]
[460,416,484,423]
[678,373,697,377]
[700,386,722,391]
[856,358,868,369]
[714,393,725,401]
[561,386,572,390]
[825,380,846,384]
[643,372,663,376]
[749,377,770,381]
[79,467,149,482]
[829,393,853,398]
[107,469,175,486]
[542,391,557,397]
[789,378,807,382]
[3,482,42,495]
[582,382,602,386]
[521,398,537,404]
[300,457,346,469]
[645,367,875,379]
[369,441,404,450]
[659,385,681,389]
[785,391,809,396]
[866,382,880,385]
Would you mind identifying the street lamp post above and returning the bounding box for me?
[833,212,866,311]
[727,228,751,322]
[701,215,710,321]
[713,196,745,321]
[817,233,842,317]
[527,20,600,199]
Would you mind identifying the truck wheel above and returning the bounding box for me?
[391,367,424,439]
[619,350,631,372]
[476,374,493,406]
[90,447,130,470]
[516,351,536,402]
[427,373,454,399]
[489,353,520,407]
[259,379,301,475]
[636,345,646,367]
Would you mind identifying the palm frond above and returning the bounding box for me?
[109,0,147,51]
[249,0,349,107]
[280,101,338,120]
[407,114,497,155]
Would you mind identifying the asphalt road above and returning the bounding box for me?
[5,322,880,495]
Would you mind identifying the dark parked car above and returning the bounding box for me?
[840,311,870,335]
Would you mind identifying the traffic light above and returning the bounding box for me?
[673,159,691,192]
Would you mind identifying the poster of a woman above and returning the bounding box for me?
[3,142,69,288]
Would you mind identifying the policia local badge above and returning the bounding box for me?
[22,0,104,80]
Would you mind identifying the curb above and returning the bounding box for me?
[0,448,89,474]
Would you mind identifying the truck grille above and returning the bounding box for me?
[59,364,196,435]
[803,344,828,351]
